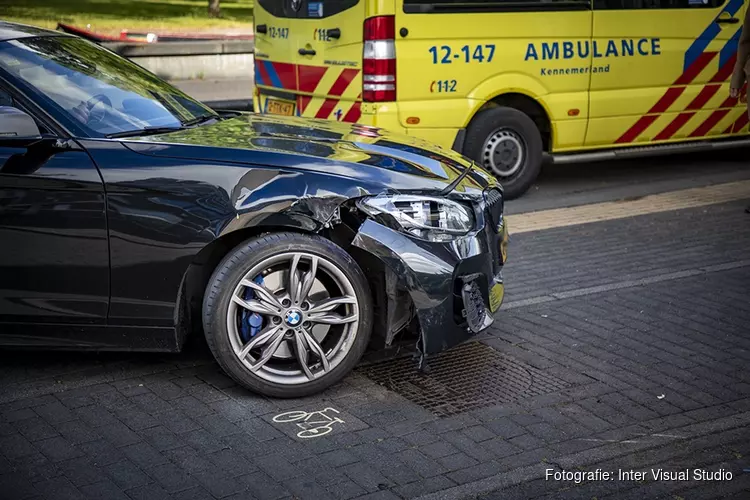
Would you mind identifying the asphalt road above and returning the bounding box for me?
[1,154,749,500]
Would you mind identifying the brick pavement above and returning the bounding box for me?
[1,199,749,500]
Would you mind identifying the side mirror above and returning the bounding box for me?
[0,106,41,139]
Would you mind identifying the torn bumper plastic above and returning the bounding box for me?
[351,213,507,355]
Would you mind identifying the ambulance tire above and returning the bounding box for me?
[464,107,543,200]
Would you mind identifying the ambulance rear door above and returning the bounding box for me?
[254,1,300,116]
[255,0,366,122]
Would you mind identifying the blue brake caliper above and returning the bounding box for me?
[240,275,265,343]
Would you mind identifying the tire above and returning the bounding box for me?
[463,106,543,200]
[202,232,373,398]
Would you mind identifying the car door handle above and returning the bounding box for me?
[716,17,739,24]
[298,48,317,56]
[327,28,341,39]
[256,24,267,34]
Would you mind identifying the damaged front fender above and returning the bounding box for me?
[352,218,502,355]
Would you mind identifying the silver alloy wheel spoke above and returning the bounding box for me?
[238,324,284,359]
[308,311,359,325]
[298,256,318,304]
[231,295,281,316]
[241,280,284,310]
[249,329,287,372]
[293,329,314,380]
[307,296,357,314]
[289,254,302,304]
[302,327,331,372]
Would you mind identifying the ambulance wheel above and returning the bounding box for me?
[464,107,543,200]
[202,232,373,398]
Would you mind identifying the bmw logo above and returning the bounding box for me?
[290,0,302,11]
[285,309,302,327]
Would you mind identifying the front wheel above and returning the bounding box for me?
[202,232,373,398]
[463,107,543,200]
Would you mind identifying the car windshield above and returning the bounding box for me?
[0,36,219,137]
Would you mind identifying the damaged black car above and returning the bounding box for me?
[0,22,507,397]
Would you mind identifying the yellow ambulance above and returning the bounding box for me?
[253,0,750,198]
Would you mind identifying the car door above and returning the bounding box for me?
[587,0,747,146]
[0,82,110,337]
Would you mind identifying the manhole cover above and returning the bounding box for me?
[357,342,569,417]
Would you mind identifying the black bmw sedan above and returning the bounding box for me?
[0,22,507,397]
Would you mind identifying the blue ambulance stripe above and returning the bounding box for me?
[255,65,265,86]
[684,0,744,71]
[720,27,743,68]
[263,61,283,89]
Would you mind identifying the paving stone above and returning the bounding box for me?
[57,457,104,488]
[13,417,59,442]
[193,469,246,498]
[0,472,38,499]
[80,480,132,500]
[284,476,335,500]
[78,439,126,467]
[104,460,151,490]
[341,462,395,492]
[207,448,259,477]
[237,471,290,500]
[508,433,546,451]
[53,420,102,445]
[124,482,175,500]
[436,452,480,472]
[461,425,496,443]
[318,449,360,468]
[34,402,76,424]
[325,479,367,500]
[33,476,86,500]
[171,486,216,500]
[35,436,84,462]
[102,421,143,448]
[121,442,169,469]
[482,417,526,439]
[396,449,449,479]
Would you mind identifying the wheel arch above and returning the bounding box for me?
[470,92,553,153]
[175,224,315,348]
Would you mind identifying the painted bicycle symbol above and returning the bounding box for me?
[272,407,344,439]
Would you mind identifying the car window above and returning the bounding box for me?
[257,0,359,18]
[403,0,591,13]
[593,0,724,8]
[0,36,217,137]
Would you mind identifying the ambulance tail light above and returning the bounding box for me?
[363,16,396,102]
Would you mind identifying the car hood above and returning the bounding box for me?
[122,113,497,196]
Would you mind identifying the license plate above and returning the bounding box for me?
[489,283,504,313]
[499,219,508,264]
[266,99,295,116]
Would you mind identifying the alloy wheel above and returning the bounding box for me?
[226,252,359,385]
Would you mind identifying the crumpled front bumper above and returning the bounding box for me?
[351,208,507,355]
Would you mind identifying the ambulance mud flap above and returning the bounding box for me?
[351,218,487,365]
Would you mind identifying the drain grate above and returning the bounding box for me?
[357,342,570,417]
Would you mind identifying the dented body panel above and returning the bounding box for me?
[352,215,504,355]
[10,111,503,352]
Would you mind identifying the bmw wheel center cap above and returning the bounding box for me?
[285,309,303,327]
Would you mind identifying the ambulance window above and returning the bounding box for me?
[403,0,591,13]
[593,0,725,8]
[258,0,359,18]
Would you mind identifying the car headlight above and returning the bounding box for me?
[357,195,474,242]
